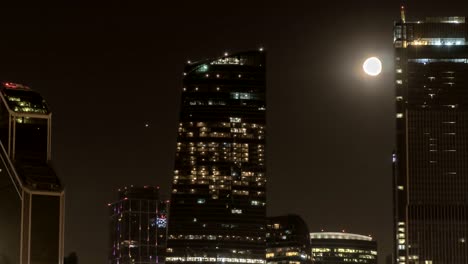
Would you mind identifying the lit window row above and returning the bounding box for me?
[168,234,263,242]
[166,256,265,264]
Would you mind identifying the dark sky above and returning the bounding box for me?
[0,1,467,263]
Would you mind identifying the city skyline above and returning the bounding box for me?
[1,1,467,264]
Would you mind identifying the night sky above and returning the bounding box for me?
[0,1,467,263]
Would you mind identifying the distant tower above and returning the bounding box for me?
[0,82,64,264]
[266,215,311,264]
[400,5,406,23]
[310,232,377,264]
[166,50,267,264]
[394,13,468,263]
[109,186,168,264]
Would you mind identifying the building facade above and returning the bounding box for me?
[166,50,267,264]
[266,215,311,264]
[394,8,468,263]
[0,82,65,264]
[310,232,377,264]
[109,186,168,264]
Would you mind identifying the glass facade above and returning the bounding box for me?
[394,12,468,263]
[109,186,168,264]
[166,50,267,264]
[0,82,64,264]
[266,215,311,264]
[310,232,377,264]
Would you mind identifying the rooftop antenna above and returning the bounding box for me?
[401,5,406,23]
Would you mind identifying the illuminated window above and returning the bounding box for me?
[231,209,242,214]
[230,117,241,123]
[197,64,209,72]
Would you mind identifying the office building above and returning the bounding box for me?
[310,232,377,264]
[166,50,267,264]
[266,215,311,264]
[394,8,468,263]
[109,186,168,264]
[0,81,64,264]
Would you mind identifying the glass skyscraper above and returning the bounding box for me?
[0,82,64,264]
[166,50,267,264]
[109,186,168,264]
[394,8,468,263]
[266,215,311,264]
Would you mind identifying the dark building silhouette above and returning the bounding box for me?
[394,8,468,263]
[0,82,64,264]
[266,215,311,264]
[64,252,78,264]
[108,186,168,264]
[310,232,377,264]
[166,50,267,264]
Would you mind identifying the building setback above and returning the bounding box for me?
[310,232,377,264]
[0,82,65,264]
[166,50,267,264]
[266,215,311,264]
[109,186,168,264]
[394,8,468,263]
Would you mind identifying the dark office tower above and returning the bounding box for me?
[310,232,377,264]
[394,7,468,264]
[109,186,168,264]
[266,215,311,264]
[64,252,78,264]
[166,50,266,264]
[0,82,64,264]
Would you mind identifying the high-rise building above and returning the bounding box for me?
[108,186,168,264]
[310,232,377,264]
[394,8,468,263]
[266,215,311,264]
[0,82,65,264]
[166,50,267,264]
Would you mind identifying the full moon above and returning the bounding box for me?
[363,57,382,76]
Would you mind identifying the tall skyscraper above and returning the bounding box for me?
[166,50,267,264]
[109,186,168,264]
[0,82,64,264]
[310,232,377,264]
[266,215,311,264]
[394,8,468,263]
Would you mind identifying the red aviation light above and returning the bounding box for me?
[3,82,31,90]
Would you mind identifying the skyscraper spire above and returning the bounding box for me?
[400,5,406,23]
